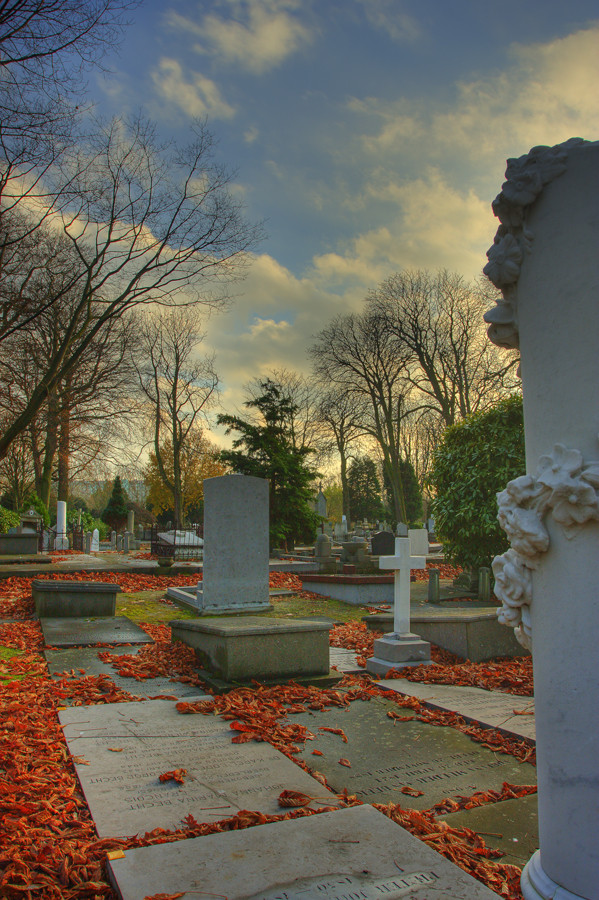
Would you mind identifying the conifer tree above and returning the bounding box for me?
[101,476,129,531]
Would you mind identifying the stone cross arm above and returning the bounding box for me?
[378,538,426,573]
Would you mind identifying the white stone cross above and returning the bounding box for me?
[378,537,426,636]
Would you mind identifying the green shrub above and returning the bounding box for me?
[0,506,20,534]
[67,509,109,539]
[427,394,524,570]
[20,491,50,527]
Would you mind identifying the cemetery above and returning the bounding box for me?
[0,2,596,895]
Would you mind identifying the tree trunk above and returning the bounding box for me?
[39,391,60,508]
[57,377,71,502]
[340,450,350,522]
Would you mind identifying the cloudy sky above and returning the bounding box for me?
[89,0,599,436]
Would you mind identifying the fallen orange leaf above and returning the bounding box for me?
[338,758,351,768]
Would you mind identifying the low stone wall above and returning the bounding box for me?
[33,580,121,618]
[362,608,529,662]
[300,573,394,605]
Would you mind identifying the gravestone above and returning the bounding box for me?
[482,137,599,898]
[107,804,499,900]
[197,474,271,614]
[127,509,134,532]
[366,537,430,674]
[110,531,116,550]
[314,532,331,560]
[396,521,408,537]
[315,484,327,518]
[33,580,120,617]
[54,500,69,550]
[428,567,440,603]
[288,695,536,809]
[408,527,429,557]
[116,534,123,551]
[40,616,153,648]
[371,530,395,556]
[84,531,92,554]
[90,528,100,552]
[59,699,338,837]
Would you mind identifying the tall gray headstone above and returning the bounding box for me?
[84,531,92,554]
[198,474,271,614]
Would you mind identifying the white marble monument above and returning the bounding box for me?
[54,500,69,550]
[365,537,430,675]
[484,138,599,899]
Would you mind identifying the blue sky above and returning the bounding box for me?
[88,0,599,433]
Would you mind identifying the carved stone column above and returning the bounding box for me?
[484,139,599,899]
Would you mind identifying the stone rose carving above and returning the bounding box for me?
[493,443,599,649]
[484,138,588,350]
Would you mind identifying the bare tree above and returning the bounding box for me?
[0,300,141,506]
[315,386,368,521]
[0,117,260,460]
[136,305,219,529]
[245,368,331,463]
[367,270,519,426]
[310,312,412,523]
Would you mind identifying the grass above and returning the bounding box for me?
[117,589,374,625]
[0,645,34,683]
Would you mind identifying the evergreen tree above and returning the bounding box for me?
[101,476,129,531]
[218,380,320,549]
[347,456,386,523]
[427,394,524,570]
[382,459,423,525]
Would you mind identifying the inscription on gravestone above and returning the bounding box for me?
[59,700,336,837]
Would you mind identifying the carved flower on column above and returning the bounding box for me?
[483,231,523,288]
[536,444,599,533]
[493,549,531,611]
[483,299,519,350]
[502,156,544,207]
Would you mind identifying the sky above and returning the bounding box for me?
[87,0,599,443]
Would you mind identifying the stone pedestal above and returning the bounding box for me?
[484,139,599,899]
[366,632,431,675]
[170,616,332,683]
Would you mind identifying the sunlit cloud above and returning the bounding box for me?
[167,0,313,74]
[151,58,236,119]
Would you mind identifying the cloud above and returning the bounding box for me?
[352,26,599,164]
[167,0,313,74]
[309,26,599,288]
[151,58,236,120]
[355,0,421,43]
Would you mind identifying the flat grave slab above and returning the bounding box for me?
[45,647,206,701]
[440,793,539,868]
[59,699,337,837]
[41,616,154,648]
[288,695,536,810]
[108,803,499,900]
[329,647,362,674]
[378,679,536,742]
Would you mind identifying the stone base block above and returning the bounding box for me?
[366,632,431,676]
[521,851,583,899]
[33,580,120,618]
[299,573,394,605]
[0,533,39,555]
[170,615,332,681]
[195,589,274,615]
[362,609,529,662]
